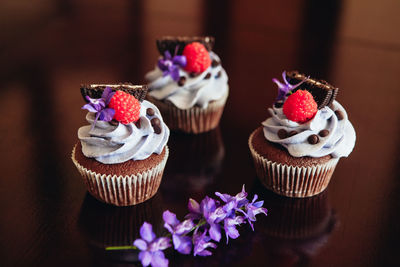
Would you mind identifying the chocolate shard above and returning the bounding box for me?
[156,36,215,56]
[80,83,148,102]
[286,71,339,109]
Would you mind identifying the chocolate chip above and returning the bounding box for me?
[189,72,197,78]
[135,119,141,129]
[151,118,161,127]
[319,129,329,137]
[278,129,287,139]
[146,108,155,116]
[335,110,344,120]
[178,76,186,86]
[204,73,211,79]
[215,71,222,78]
[308,134,319,144]
[288,131,297,137]
[109,120,119,126]
[211,60,220,67]
[274,101,283,108]
[153,124,162,134]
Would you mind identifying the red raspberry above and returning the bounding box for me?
[283,90,318,123]
[108,90,141,124]
[183,42,211,73]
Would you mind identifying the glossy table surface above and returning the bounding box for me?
[0,0,399,266]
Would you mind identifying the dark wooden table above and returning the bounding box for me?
[1,0,399,266]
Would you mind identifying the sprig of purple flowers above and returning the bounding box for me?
[106,185,267,267]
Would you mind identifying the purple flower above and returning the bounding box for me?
[243,194,268,230]
[157,50,187,81]
[273,71,308,102]
[187,197,223,242]
[133,222,171,267]
[82,86,115,126]
[193,230,217,257]
[223,216,244,244]
[163,210,194,255]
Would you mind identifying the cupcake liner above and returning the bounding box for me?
[72,145,169,206]
[249,130,339,198]
[147,91,228,134]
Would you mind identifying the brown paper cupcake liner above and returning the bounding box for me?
[147,91,228,134]
[72,146,169,206]
[249,130,339,198]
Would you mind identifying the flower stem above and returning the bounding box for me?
[105,245,137,251]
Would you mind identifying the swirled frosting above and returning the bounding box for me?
[262,101,356,158]
[145,52,229,109]
[78,100,169,164]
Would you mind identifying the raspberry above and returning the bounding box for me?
[183,42,211,73]
[108,90,141,124]
[283,90,318,123]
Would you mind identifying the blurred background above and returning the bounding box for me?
[0,0,399,266]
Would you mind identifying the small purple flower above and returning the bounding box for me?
[158,50,187,81]
[133,222,171,267]
[243,194,268,230]
[163,210,194,255]
[273,71,308,102]
[193,230,217,257]
[82,86,115,126]
[223,216,244,244]
[187,197,223,242]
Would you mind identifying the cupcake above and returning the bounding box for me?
[145,36,229,134]
[249,71,356,197]
[72,84,170,206]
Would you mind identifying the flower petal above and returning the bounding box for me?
[133,238,147,251]
[172,55,187,67]
[140,222,156,243]
[99,108,115,121]
[82,103,98,113]
[209,223,221,242]
[139,251,152,267]
[163,210,180,228]
[175,219,195,235]
[151,251,169,267]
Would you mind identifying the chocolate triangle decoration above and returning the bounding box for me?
[286,71,339,109]
[80,83,148,102]
[156,36,215,56]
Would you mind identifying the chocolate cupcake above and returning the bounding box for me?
[72,84,170,206]
[145,36,229,134]
[249,71,356,197]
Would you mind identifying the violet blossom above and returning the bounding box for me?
[193,230,217,257]
[273,71,308,102]
[243,194,268,230]
[187,196,224,242]
[133,222,171,267]
[163,210,194,255]
[157,50,187,81]
[82,86,115,126]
